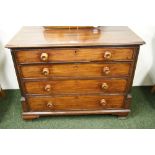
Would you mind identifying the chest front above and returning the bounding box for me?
[6,26,145,120]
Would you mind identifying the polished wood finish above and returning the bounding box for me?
[24,79,127,94]
[20,63,131,78]
[6,26,144,48]
[22,109,131,118]
[27,95,125,111]
[6,26,145,120]
[15,48,134,63]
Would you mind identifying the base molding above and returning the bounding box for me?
[22,114,40,120]
[22,109,130,120]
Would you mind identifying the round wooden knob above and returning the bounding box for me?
[44,84,51,92]
[42,68,49,76]
[47,102,54,109]
[100,99,107,106]
[104,51,112,59]
[102,83,109,90]
[103,66,110,75]
[41,53,48,61]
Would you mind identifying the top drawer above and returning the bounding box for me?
[15,48,134,63]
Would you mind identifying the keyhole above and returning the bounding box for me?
[74,50,78,54]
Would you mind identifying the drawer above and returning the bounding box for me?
[24,79,127,95]
[27,95,125,111]
[20,63,131,78]
[15,48,134,63]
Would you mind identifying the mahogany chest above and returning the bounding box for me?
[6,26,145,120]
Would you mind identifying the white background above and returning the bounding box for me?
[0,0,155,155]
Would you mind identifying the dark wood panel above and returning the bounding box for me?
[15,48,134,63]
[27,95,125,111]
[24,79,127,95]
[20,63,131,78]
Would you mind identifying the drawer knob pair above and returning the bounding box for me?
[42,68,49,76]
[47,102,54,109]
[45,84,51,92]
[102,83,109,90]
[41,53,48,61]
[104,51,112,59]
[47,100,107,109]
[100,99,107,106]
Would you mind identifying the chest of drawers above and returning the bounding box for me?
[6,26,145,120]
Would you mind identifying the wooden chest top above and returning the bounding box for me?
[6,26,145,48]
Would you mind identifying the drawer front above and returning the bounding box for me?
[24,79,127,94]
[16,48,134,63]
[27,95,125,111]
[20,63,131,78]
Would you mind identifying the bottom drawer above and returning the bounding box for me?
[27,95,125,112]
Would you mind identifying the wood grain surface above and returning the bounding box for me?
[6,26,145,48]
[6,26,145,119]
[20,63,131,78]
[27,95,125,111]
[24,79,127,94]
[15,47,134,63]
